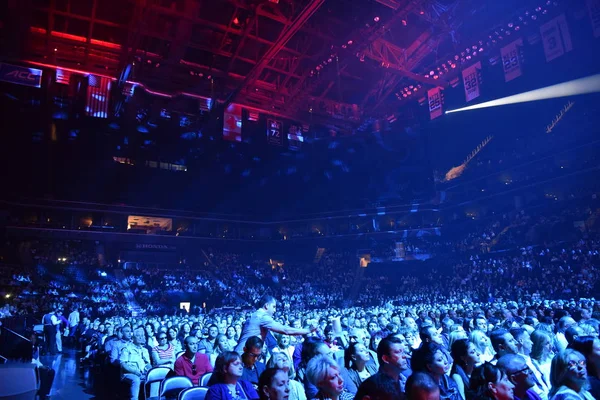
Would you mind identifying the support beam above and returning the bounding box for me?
[224,0,325,107]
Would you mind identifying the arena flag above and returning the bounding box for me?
[587,0,600,38]
[462,61,482,102]
[55,68,71,85]
[85,74,111,118]
[540,14,573,62]
[501,38,523,82]
[428,87,443,120]
[223,103,243,142]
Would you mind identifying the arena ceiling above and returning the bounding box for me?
[2,0,545,128]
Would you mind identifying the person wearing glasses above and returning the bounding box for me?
[497,354,542,400]
[174,335,213,385]
[152,332,176,369]
[548,349,594,400]
[568,336,600,399]
[206,351,260,400]
[241,336,267,389]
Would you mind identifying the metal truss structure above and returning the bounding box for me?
[2,0,536,128]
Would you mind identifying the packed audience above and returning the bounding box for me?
[1,199,600,400]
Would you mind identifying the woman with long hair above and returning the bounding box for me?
[451,338,482,400]
[470,362,514,400]
[411,342,463,400]
[206,351,259,400]
[569,336,600,399]
[267,351,306,400]
[226,326,238,350]
[531,330,555,386]
[167,327,182,354]
[470,330,495,363]
[210,334,233,368]
[548,349,594,400]
[341,342,378,395]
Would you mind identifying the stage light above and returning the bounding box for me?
[374,16,380,22]
[445,74,600,114]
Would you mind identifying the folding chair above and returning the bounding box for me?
[144,366,171,400]
[159,376,193,400]
[199,372,212,387]
[178,387,209,400]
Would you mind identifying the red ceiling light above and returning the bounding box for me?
[374,16,380,22]
[233,17,240,25]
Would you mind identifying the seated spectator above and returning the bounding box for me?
[497,354,541,400]
[548,349,594,400]
[470,362,515,400]
[241,336,267,389]
[167,327,183,354]
[355,336,408,400]
[210,334,233,368]
[174,335,213,385]
[120,327,152,400]
[152,331,176,369]
[206,351,259,400]
[531,331,555,387]
[267,351,307,400]
[568,336,600,399]
[471,330,496,363]
[110,326,132,365]
[451,339,482,399]
[306,354,353,400]
[411,342,462,400]
[342,342,378,395]
[405,372,440,400]
[258,368,290,400]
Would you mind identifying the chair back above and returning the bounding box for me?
[178,387,209,400]
[0,364,37,400]
[199,372,213,387]
[160,376,193,399]
[144,366,171,399]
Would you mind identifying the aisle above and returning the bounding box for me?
[39,348,94,400]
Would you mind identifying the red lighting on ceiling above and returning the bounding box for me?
[233,17,240,25]
[373,16,380,22]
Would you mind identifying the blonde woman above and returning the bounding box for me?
[470,330,495,363]
[268,351,307,400]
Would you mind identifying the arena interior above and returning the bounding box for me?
[1,1,600,400]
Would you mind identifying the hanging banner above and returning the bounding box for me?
[540,14,573,62]
[587,0,600,38]
[501,39,523,82]
[428,87,443,120]
[0,63,43,88]
[267,119,283,146]
[287,123,304,151]
[223,103,243,142]
[462,61,482,102]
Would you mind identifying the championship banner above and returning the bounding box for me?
[86,74,111,118]
[427,87,443,120]
[587,0,600,38]
[223,103,242,142]
[540,14,573,62]
[267,118,283,146]
[501,39,523,82]
[287,124,304,151]
[0,63,43,88]
[462,61,482,102]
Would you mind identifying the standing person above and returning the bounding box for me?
[235,295,316,354]
[42,309,59,355]
[55,310,66,353]
[68,307,80,346]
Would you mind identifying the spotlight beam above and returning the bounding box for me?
[445,74,600,114]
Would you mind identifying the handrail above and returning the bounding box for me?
[1,326,31,342]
